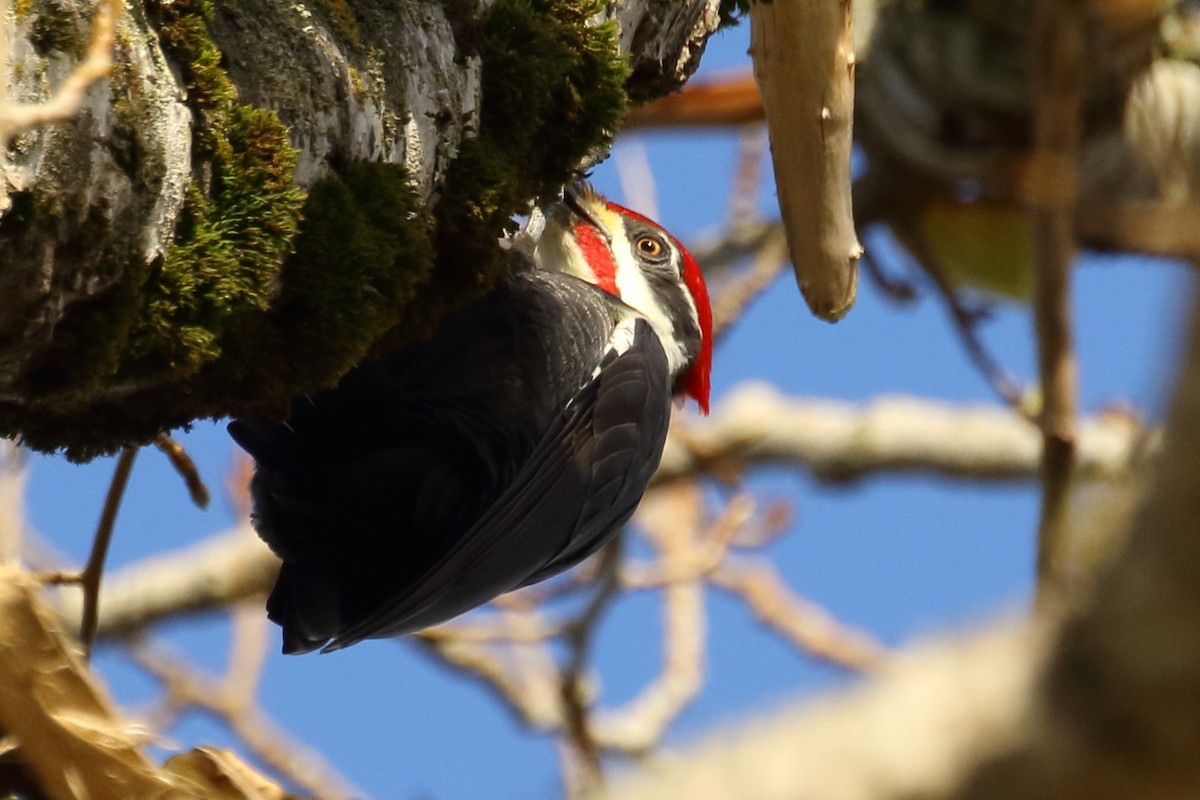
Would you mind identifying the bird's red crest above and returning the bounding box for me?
[606,202,713,415]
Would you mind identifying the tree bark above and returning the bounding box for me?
[0,0,722,458]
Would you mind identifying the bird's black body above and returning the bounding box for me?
[229,266,672,652]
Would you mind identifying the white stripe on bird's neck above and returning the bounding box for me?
[599,209,690,379]
[536,205,691,379]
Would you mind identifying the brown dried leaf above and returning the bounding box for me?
[0,563,202,799]
[164,747,301,800]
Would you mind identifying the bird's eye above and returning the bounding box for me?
[635,235,666,260]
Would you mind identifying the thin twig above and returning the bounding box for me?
[80,446,138,659]
[614,138,659,221]
[728,126,767,224]
[154,434,211,509]
[226,452,255,519]
[0,442,27,562]
[710,225,790,342]
[1029,0,1086,607]
[730,498,794,550]
[0,0,121,144]
[131,632,361,800]
[621,494,756,588]
[559,537,624,796]
[411,630,564,731]
[224,601,271,706]
[689,219,780,276]
[902,227,1030,413]
[421,614,564,644]
[592,485,707,755]
[860,249,919,303]
[710,556,887,671]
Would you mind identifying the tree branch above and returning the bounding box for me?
[602,268,1200,800]
[58,524,279,639]
[57,390,1152,642]
[1029,0,1086,604]
[657,384,1151,485]
[79,446,138,658]
[750,0,861,321]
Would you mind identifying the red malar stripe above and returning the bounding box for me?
[573,222,619,296]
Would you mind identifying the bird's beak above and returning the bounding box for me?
[564,184,612,245]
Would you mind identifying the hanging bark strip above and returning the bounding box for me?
[1029,0,1086,606]
[750,0,861,322]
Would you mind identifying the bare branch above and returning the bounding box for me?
[625,73,764,129]
[592,485,707,755]
[614,138,659,221]
[601,232,1200,800]
[750,0,860,320]
[689,219,782,276]
[132,632,361,800]
[728,126,768,224]
[1075,200,1200,259]
[61,389,1153,642]
[0,0,120,144]
[601,621,1046,800]
[559,539,624,794]
[80,446,138,658]
[223,603,272,708]
[0,441,27,562]
[154,435,211,510]
[710,557,886,671]
[411,626,565,732]
[59,524,279,639]
[1028,0,1086,604]
[620,493,755,588]
[657,383,1151,485]
[710,225,790,341]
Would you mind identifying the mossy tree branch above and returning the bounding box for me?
[0,0,723,459]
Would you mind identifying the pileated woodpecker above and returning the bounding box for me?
[229,185,713,653]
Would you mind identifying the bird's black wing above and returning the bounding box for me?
[325,316,672,649]
[229,374,524,653]
[517,319,672,585]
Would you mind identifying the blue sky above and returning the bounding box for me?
[21,21,1196,800]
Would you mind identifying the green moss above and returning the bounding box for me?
[126,106,304,376]
[1,0,632,459]
[111,0,304,381]
[479,0,626,170]
[108,55,163,188]
[151,0,237,128]
[716,0,756,28]
[29,1,85,58]
[312,0,362,50]
[231,161,436,390]
[434,0,628,289]
[0,160,434,461]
